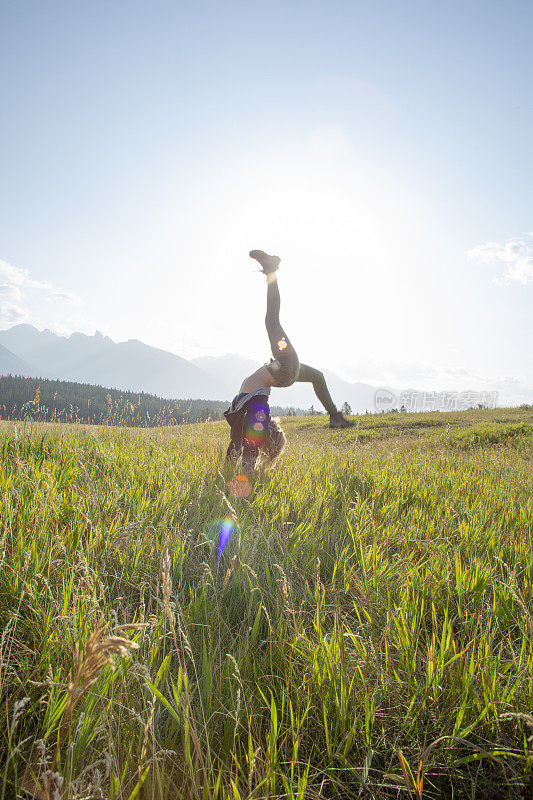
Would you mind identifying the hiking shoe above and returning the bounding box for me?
[329,411,355,428]
[249,250,281,274]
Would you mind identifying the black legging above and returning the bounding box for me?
[264,275,337,415]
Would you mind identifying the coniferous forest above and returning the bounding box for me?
[0,374,301,426]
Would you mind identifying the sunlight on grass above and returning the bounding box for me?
[1,407,532,798]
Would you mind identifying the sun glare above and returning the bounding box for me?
[155,130,433,368]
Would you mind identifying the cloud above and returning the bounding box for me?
[340,357,442,386]
[0,259,81,300]
[467,235,533,285]
[0,301,29,325]
[0,259,82,330]
[490,377,533,406]
[0,283,22,300]
[51,290,82,303]
[338,356,533,406]
[0,260,51,290]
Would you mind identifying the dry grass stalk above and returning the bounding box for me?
[226,654,242,687]
[43,620,138,799]
[162,547,175,629]
[378,606,403,650]
[223,568,232,589]
[241,562,258,581]
[161,547,208,786]
[262,605,273,635]
[274,562,297,627]
[64,622,138,711]
[162,548,194,663]
[216,486,238,523]
[248,746,261,794]
[161,547,185,673]
[138,694,156,783]
[316,558,324,594]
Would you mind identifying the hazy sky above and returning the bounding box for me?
[1,1,532,397]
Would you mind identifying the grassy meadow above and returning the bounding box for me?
[1,407,533,799]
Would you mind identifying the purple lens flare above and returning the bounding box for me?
[217,518,234,560]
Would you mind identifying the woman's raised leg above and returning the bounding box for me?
[264,272,288,355]
[248,251,352,426]
[249,250,300,386]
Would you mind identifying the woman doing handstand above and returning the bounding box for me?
[225,250,354,472]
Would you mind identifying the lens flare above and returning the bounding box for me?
[228,474,252,499]
[243,401,269,447]
[217,518,234,560]
[277,339,287,351]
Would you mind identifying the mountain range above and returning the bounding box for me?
[0,324,380,412]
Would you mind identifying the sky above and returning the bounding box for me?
[0,0,532,402]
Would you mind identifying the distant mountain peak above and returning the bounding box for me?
[0,323,232,400]
[69,330,115,345]
[7,323,39,333]
[0,323,403,411]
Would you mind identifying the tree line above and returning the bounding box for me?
[0,374,303,426]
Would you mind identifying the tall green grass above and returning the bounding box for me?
[1,408,532,798]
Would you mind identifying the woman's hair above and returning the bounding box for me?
[256,417,286,471]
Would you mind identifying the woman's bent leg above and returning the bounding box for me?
[296,364,337,415]
[297,365,354,426]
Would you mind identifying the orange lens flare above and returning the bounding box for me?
[228,474,252,499]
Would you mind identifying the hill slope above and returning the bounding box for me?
[63,338,230,399]
[0,343,36,376]
[0,325,231,400]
